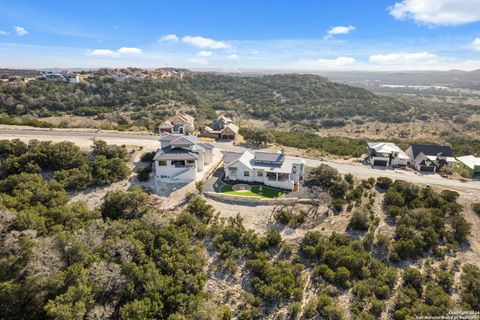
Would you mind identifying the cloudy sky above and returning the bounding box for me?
[0,0,479,70]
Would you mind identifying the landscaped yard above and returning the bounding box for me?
[220,184,285,198]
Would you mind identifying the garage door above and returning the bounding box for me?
[373,160,388,166]
[420,166,435,172]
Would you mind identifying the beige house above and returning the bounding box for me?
[200,116,239,140]
[158,114,195,134]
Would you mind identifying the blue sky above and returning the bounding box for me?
[0,0,479,70]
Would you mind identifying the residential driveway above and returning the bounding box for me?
[204,167,226,193]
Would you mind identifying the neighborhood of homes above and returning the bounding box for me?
[152,114,480,196]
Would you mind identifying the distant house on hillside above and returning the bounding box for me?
[456,155,480,178]
[154,134,214,183]
[40,72,81,83]
[366,142,409,167]
[406,144,455,172]
[223,150,305,191]
[158,114,195,134]
[200,116,239,140]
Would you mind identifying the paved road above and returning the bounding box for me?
[1,128,479,195]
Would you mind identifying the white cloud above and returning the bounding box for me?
[389,0,480,26]
[228,54,239,59]
[197,50,213,57]
[117,47,143,55]
[182,35,231,49]
[471,38,480,51]
[89,47,142,57]
[369,51,441,65]
[90,49,119,57]
[0,30,8,35]
[159,34,179,42]
[325,25,355,38]
[14,26,28,36]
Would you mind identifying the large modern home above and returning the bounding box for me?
[456,155,480,178]
[158,114,195,134]
[405,144,455,172]
[366,142,409,167]
[154,134,214,183]
[222,150,305,191]
[200,116,239,140]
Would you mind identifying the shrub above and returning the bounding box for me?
[275,210,291,225]
[348,210,370,231]
[472,202,480,215]
[376,177,393,190]
[137,166,151,182]
[331,199,345,213]
[140,151,156,162]
[101,187,150,220]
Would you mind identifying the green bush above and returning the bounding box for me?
[140,151,156,162]
[101,186,150,220]
[137,165,151,182]
[376,177,393,190]
[348,210,371,231]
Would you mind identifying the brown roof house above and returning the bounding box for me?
[200,116,239,140]
[158,114,195,134]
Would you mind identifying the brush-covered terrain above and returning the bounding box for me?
[0,72,415,129]
[0,140,479,320]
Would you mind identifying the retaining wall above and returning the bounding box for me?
[204,191,318,205]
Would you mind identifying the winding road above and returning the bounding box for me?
[1,128,479,196]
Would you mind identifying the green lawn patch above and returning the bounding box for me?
[220,184,285,198]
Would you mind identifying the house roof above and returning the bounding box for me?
[457,155,480,170]
[367,142,409,159]
[159,134,192,142]
[211,116,233,130]
[409,144,453,159]
[225,150,304,174]
[159,121,174,127]
[197,142,214,150]
[222,151,243,165]
[253,151,285,164]
[154,146,199,161]
[170,135,197,146]
[223,122,239,134]
[169,114,195,124]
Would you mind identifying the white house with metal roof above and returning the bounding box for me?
[222,150,305,190]
[154,134,214,182]
[366,142,409,167]
[456,155,480,178]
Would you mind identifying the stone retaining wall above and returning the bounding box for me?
[204,191,318,205]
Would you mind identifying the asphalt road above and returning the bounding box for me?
[1,128,479,195]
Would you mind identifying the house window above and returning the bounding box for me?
[292,166,297,174]
[158,160,167,166]
[257,171,263,177]
[228,167,237,172]
[244,171,250,177]
[187,160,195,164]
[171,160,186,167]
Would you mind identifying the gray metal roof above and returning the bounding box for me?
[154,146,199,160]
[253,151,285,164]
[197,142,214,150]
[171,135,197,146]
[409,144,453,159]
[159,133,185,141]
[222,151,243,164]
